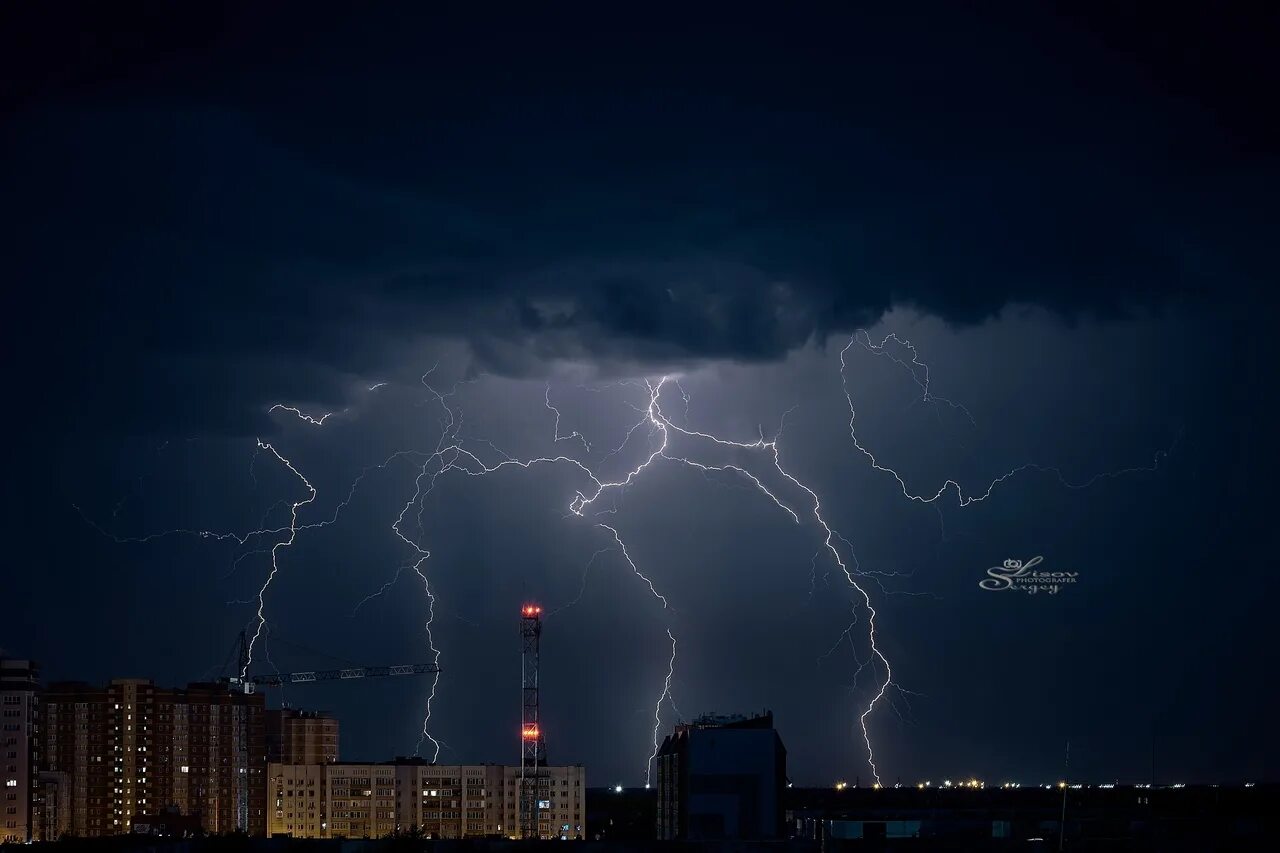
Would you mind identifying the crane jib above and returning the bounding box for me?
[220,663,439,692]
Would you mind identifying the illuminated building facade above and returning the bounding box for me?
[1,659,40,843]
[32,770,71,841]
[268,759,584,840]
[42,680,266,836]
[498,762,585,840]
[266,709,338,766]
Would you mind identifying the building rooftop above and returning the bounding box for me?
[678,709,775,733]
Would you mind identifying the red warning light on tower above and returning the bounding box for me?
[519,601,544,839]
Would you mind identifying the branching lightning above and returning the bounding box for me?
[546,384,591,452]
[598,522,670,611]
[83,325,1171,788]
[842,331,1174,506]
[269,404,340,426]
[242,439,316,677]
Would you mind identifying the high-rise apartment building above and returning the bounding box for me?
[266,710,338,766]
[268,759,585,840]
[32,770,71,841]
[1,659,41,843]
[42,679,266,836]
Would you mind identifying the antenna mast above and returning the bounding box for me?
[519,604,544,839]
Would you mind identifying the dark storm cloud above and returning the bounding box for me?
[3,5,1277,785]
[3,4,1272,434]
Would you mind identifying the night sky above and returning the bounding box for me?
[3,4,1276,787]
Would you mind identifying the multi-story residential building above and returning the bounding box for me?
[1,659,40,843]
[42,679,266,837]
[268,759,585,840]
[494,763,586,840]
[266,709,337,766]
[32,770,71,841]
[268,763,327,837]
[393,762,498,839]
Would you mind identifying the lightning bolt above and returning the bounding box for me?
[545,384,591,452]
[87,373,883,781]
[242,439,316,676]
[856,331,977,425]
[82,326,1171,788]
[648,629,678,788]
[597,522,670,611]
[841,330,1175,506]
[350,564,408,616]
[547,546,618,617]
[269,404,340,426]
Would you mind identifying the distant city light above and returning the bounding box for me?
[614,785,623,794]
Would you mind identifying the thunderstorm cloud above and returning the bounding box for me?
[2,5,1275,784]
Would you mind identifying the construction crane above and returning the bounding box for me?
[217,630,440,694]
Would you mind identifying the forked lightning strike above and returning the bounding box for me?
[243,439,316,677]
[269,404,339,426]
[843,331,1173,506]
[82,328,1168,787]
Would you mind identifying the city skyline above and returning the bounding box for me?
[4,1,1277,802]
[16,658,1246,794]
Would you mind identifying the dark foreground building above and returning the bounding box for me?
[787,783,1278,851]
[656,710,787,841]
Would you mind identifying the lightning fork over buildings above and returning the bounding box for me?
[80,329,1169,787]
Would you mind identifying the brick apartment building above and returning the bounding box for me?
[266,709,338,766]
[42,679,266,836]
[269,759,585,840]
